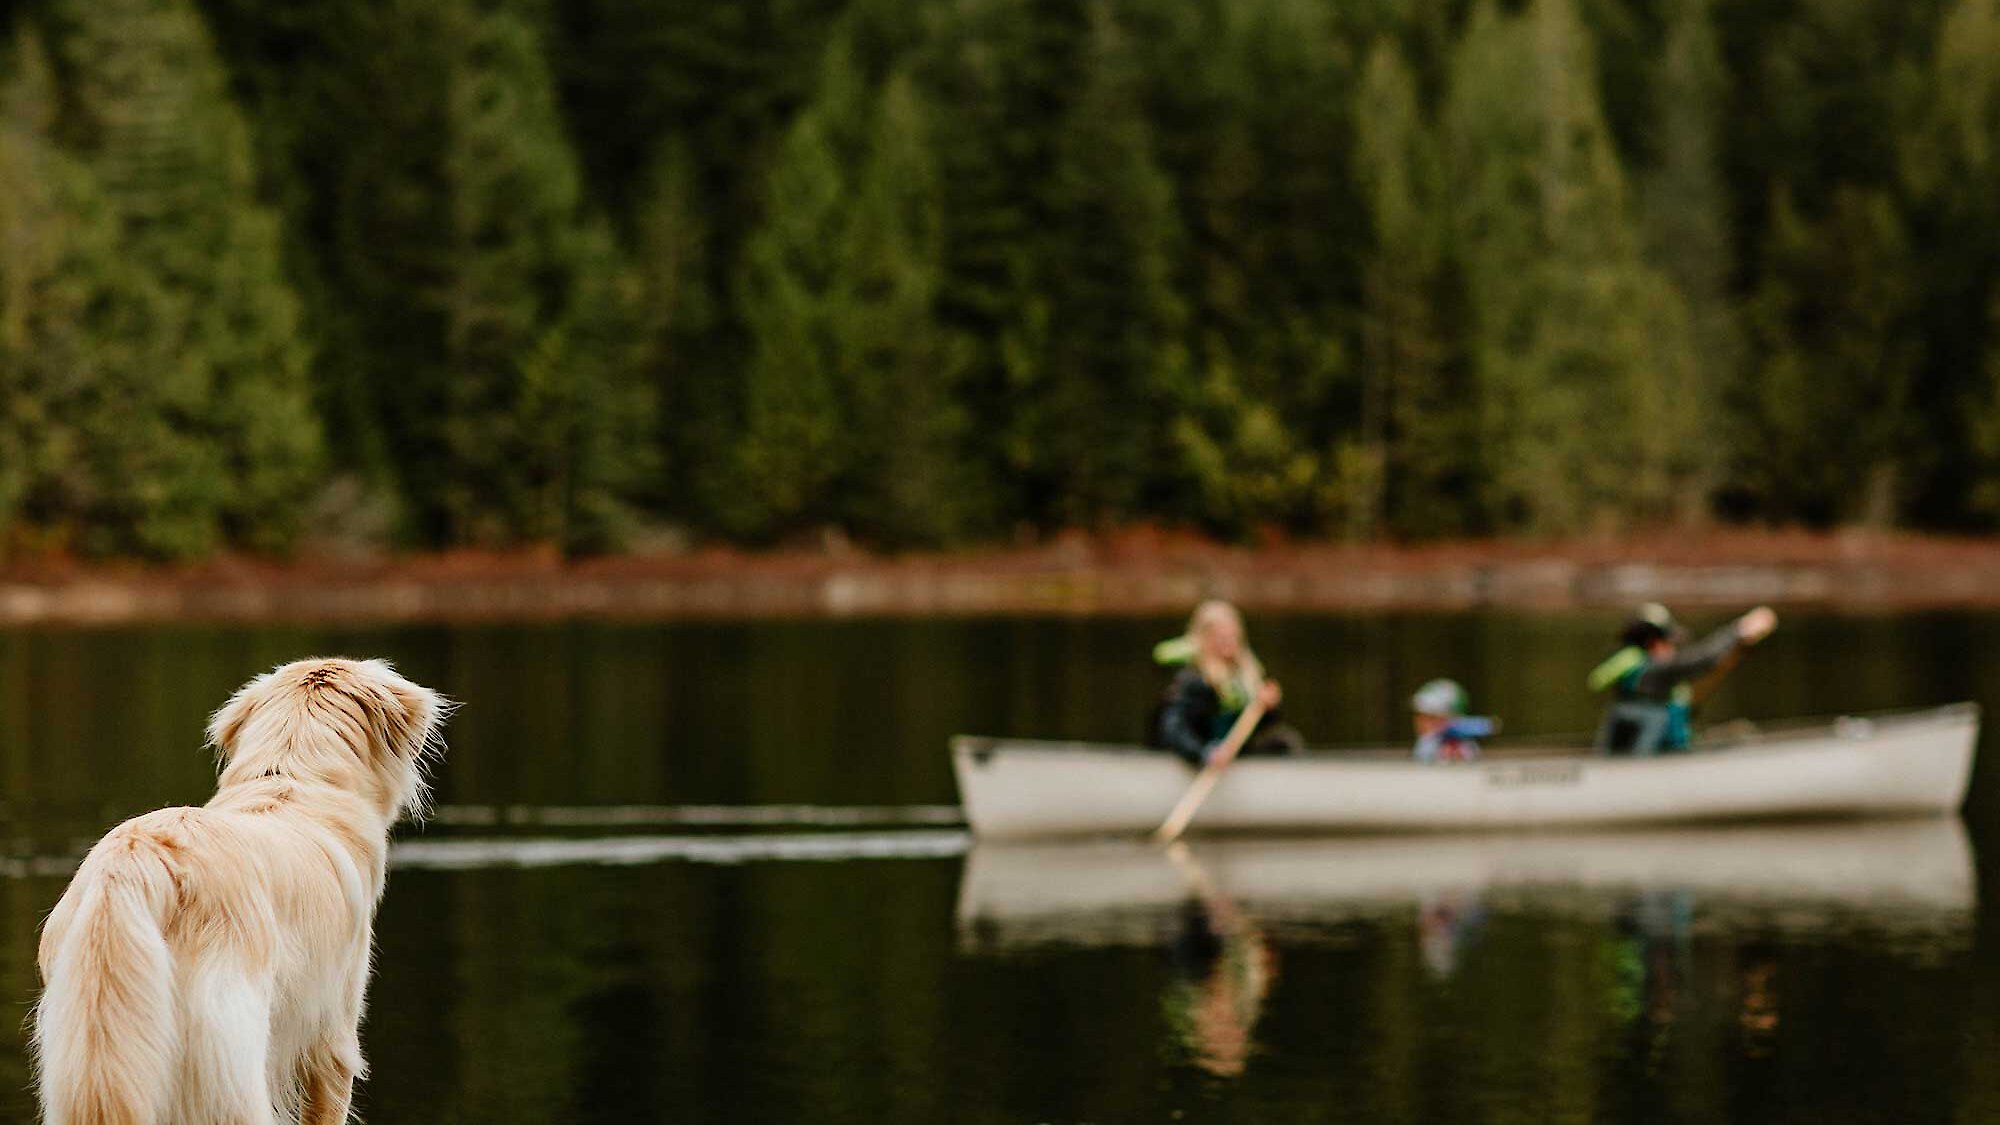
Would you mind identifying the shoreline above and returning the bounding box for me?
[4,528,2000,626]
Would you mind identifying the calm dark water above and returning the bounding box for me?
[0,610,1997,1122]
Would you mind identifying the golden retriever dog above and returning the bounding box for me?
[33,658,448,1125]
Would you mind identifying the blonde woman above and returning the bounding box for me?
[1152,601,1302,766]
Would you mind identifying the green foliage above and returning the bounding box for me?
[1162,0,1367,535]
[1026,1,1189,527]
[50,0,323,554]
[631,136,721,522]
[1355,40,1469,538]
[6,0,2000,555]
[832,71,980,545]
[731,39,866,537]
[1446,0,1702,533]
[917,0,1091,529]
[733,46,976,545]
[1635,0,1733,519]
[1734,188,1919,525]
[10,0,322,557]
[0,28,196,557]
[435,0,598,545]
[520,222,660,553]
[1915,0,2000,522]
[1971,292,2000,519]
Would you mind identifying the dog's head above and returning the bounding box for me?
[208,658,450,820]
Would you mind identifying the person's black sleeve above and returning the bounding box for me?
[1157,671,1216,766]
[1632,624,1741,695]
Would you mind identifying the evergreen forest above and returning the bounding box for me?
[2,0,1999,557]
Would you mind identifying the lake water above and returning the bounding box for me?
[0,610,1996,1122]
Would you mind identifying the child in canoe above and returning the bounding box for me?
[1151,600,1304,766]
[1410,678,1497,762]
[1589,603,1777,754]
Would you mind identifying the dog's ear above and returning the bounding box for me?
[361,660,445,761]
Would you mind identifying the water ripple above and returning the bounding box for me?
[390,829,972,868]
[427,803,966,828]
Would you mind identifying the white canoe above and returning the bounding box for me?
[951,703,1980,839]
[956,819,1975,949]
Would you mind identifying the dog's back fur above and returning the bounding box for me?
[34,658,446,1125]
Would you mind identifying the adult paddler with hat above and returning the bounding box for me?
[1588,602,1778,755]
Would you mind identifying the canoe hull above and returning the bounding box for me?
[952,704,1979,839]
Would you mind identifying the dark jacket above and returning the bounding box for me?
[1589,623,1742,752]
[1156,667,1229,766]
[1618,625,1742,701]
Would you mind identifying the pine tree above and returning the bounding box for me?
[431,0,654,547]
[631,135,719,524]
[187,0,431,532]
[1915,0,2000,519]
[1028,0,1188,527]
[1636,0,1734,520]
[0,28,92,543]
[208,0,657,551]
[543,0,856,541]
[730,38,869,538]
[1354,40,1466,538]
[50,0,323,554]
[276,0,457,530]
[0,27,192,556]
[517,221,659,552]
[918,0,1090,529]
[1930,0,2000,181]
[831,70,978,546]
[733,44,973,545]
[1734,188,1919,524]
[1445,0,1702,533]
[538,0,853,229]
[1974,289,2000,518]
[1717,0,1939,527]
[1164,0,1368,536]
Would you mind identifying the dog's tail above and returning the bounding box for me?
[33,833,179,1125]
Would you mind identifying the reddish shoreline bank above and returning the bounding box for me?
[4,529,2000,626]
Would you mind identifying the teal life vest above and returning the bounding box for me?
[1587,646,1693,752]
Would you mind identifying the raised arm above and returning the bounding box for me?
[1632,607,1777,695]
[1632,626,1738,693]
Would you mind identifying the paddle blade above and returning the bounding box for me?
[1151,771,1219,844]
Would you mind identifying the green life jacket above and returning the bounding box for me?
[1588,646,1693,750]
[1154,635,1250,715]
[1588,647,1646,693]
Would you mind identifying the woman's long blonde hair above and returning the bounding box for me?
[1189,600,1264,701]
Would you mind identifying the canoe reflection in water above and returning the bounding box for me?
[957,820,1971,1075]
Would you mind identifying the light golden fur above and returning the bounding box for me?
[33,658,448,1125]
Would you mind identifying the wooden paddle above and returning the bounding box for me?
[1152,695,1269,846]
